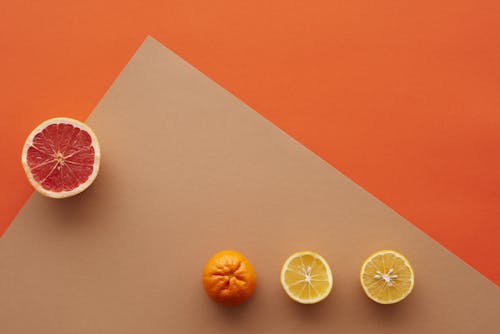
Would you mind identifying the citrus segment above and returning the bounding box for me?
[280,251,333,304]
[360,250,414,304]
[202,250,256,306]
[21,118,100,198]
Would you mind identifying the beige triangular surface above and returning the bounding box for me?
[0,36,497,333]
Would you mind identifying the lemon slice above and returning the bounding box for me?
[280,251,333,304]
[360,250,415,304]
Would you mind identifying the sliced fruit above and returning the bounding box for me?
[360,250,415,304]
[202,250,256,306]
[21,117,101,198]
[280,251,333,304]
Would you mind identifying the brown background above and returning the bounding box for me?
[0,37,498,333]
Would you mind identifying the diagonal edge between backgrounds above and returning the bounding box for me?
[141,35,496,287]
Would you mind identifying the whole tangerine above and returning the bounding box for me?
[202,250,256,306]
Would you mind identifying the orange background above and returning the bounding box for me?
[1,1,499,284]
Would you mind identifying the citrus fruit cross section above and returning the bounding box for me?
[21,117,100,198]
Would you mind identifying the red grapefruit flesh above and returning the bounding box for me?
[21,118,101,198]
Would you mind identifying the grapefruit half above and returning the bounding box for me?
[21,117,101,198]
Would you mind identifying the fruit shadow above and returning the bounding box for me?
[37,163,109,230]
[211,290,258,322]
[284,292,335,322]
[359,287,415,325]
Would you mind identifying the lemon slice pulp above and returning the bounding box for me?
[360,250,414,304]
[280,251,333,304]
